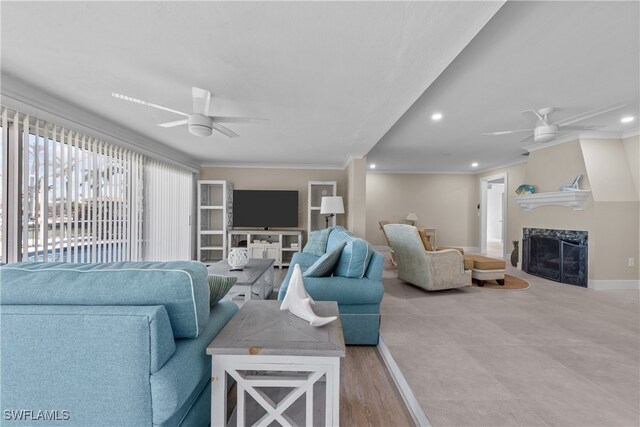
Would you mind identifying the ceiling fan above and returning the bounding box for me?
[482,103,625,144]
[112,87,266,138]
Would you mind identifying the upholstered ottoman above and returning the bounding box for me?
[463,254,506,286]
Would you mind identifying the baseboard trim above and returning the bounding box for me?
[588,279,640,290]
[377,336,432,427]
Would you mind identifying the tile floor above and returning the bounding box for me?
[380,262,640,426]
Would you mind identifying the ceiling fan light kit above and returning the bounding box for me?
[188,114,213,137]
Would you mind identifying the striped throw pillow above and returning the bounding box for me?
[207,275,237,306]
[302,227,332,256]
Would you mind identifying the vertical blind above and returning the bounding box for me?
[1,106,192,263]
[144,160,193,261]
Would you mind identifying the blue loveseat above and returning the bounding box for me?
[0,261,237,427]
[277,227,384,345]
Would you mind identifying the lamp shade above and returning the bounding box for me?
[320,196,345,214]
[406,212,418,221]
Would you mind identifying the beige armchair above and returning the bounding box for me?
[383,223,471,291]
[379,220,397,266]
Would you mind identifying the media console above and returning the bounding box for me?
[228,229,303,268]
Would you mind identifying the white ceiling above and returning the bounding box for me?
[0,1,503,169]
[367,1,640,173]
[2,2,638,173]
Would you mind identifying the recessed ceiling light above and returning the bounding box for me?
[369,164,376,169]
[621,116,635,123]
[431,113,443,121]
[471,162,479,168]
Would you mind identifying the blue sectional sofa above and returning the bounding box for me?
[0,261,238,427]
[277,227,384,345]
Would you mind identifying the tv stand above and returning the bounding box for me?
[228,229,303,269]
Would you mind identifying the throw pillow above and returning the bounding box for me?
[207,275,237,306]
[303,242,347,277]
[302,227,332,256]
[417,228,434,251]
[335,238,374,279]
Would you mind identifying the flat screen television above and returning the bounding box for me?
[233,190,298,228]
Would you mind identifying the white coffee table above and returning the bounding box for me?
[207,300,346,426]
[207,258,275,301]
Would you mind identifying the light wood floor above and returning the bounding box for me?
[340,346,414,427]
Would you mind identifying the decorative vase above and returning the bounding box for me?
[510,240,519,267]
[228,248,249,270]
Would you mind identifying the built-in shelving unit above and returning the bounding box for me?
[197,180,233,265]
[308,181,337,232]
[514,190,591,211]
[228,230,303,268]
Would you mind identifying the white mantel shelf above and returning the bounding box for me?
[514,190,591,211]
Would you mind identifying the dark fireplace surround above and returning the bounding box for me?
[522,228,588,287]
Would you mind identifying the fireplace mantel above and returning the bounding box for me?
[514,190,590,211]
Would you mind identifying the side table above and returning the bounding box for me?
[207,300,345,426]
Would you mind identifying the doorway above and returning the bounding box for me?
[480,173,507,258]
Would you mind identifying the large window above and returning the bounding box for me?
[0,107,193,263]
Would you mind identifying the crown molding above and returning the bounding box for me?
[200,161,345,170]
[1,72,200,172]
[523,129,640,152]
[622,127,640,139]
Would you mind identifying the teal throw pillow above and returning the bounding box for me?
[335,238,374,279]
[208,275,237,306]
[303,242,347,278]
[302,227,332,256]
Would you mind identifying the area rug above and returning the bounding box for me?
[473,274,530,290]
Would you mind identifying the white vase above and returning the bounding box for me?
[228,248,249,270]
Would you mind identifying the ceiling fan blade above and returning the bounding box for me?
[192,87,211,115]
[558,125,604,131]
[522,109,544,121]
[212,116,269,124]
[520,134,535,144]
[112,92,188,117]
[483,129,534,136]
[554,103,625,127]
[211,122,239,138]
[158,119,188,128]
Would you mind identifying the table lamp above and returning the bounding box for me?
[320,196,344,228]
[406,212,418,226]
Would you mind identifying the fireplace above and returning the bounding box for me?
[522,228,588,287]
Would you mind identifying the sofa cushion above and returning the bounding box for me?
[302,228,332,256]
[0,261,210,339]
[335,238,374,279]
[1,304,176,426]
[288,252,322,270]
[208,275,238,306]
[150,300,238,427]
[304,242,346,278]
[326,226,353,252]
[464,254,506,270]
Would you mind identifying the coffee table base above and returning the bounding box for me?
[211,355,340,427]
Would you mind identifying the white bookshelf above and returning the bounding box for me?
[308,181,337,232]
[197,180,233,265]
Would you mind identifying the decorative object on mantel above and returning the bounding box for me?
[559,175,582,191]
[227,248,249,270]
[514,190,590,211]
[280,264,337,327]
[511,240,519,267]
[515,184,535,195]
[320,196,345,228]
[406,212,418,226]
